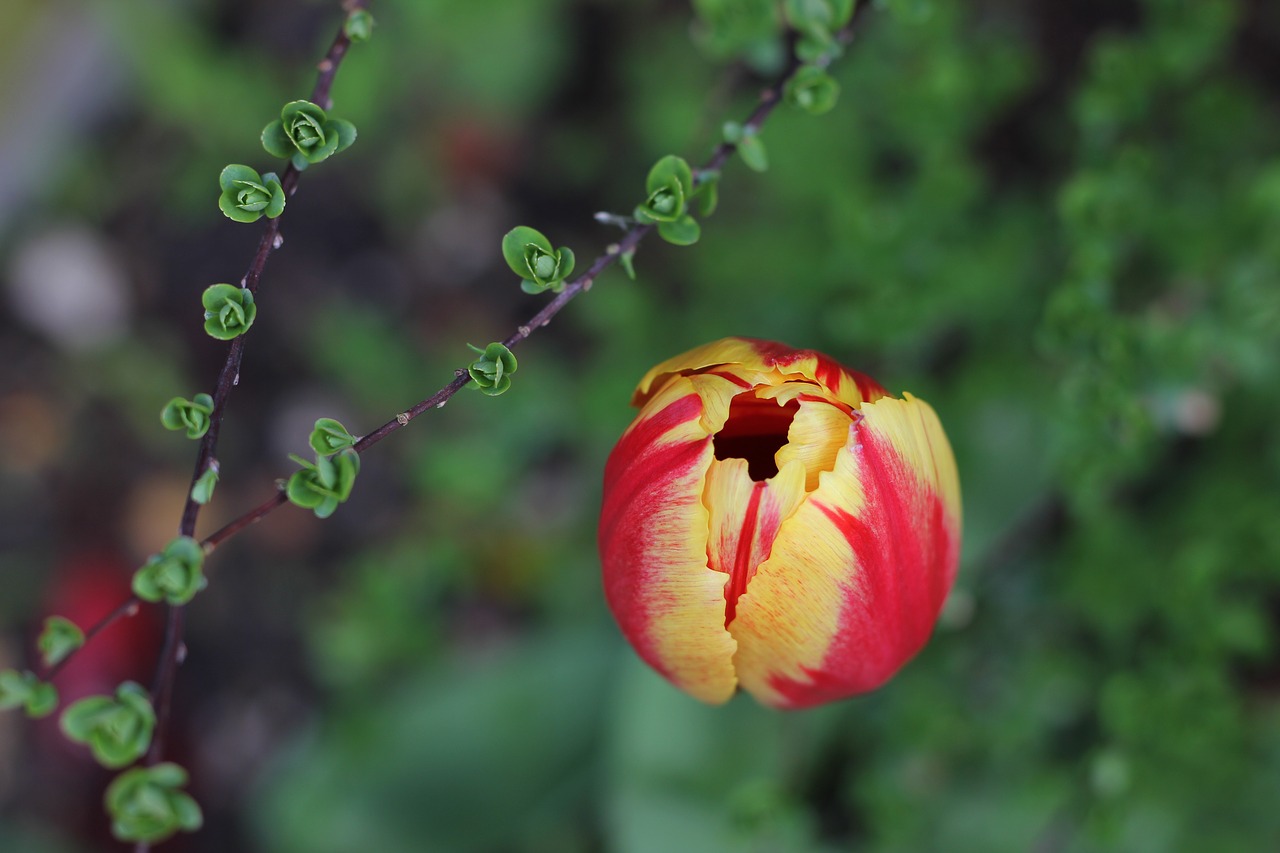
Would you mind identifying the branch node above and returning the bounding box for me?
[518,325,531,337]
[396,412,410,426]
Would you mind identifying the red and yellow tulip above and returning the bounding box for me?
[599,338,961,709]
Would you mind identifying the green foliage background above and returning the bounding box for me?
[1,0,1278,850]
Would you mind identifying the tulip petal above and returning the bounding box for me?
[704,457,807,626]
[599,376,738,703]
[773,394,853,492]
[728,393,961,708]
[634,337,887,411]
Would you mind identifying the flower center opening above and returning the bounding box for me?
[712,393,800,481]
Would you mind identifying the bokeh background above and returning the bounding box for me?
[2,0,1279,850]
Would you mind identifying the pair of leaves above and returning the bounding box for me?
[262,100,357,172]
[202,284,257,340]
[107,763,203,843]
[287,448,360,519]
[467,343,518,396]
[0,669,57,718]
[133,537,206,605]
[636,155,715,246]
[61,681,155,769]
[502,227,576,294]
[161,393,214,439]
[785,0,856,61]
[217,165,285,223]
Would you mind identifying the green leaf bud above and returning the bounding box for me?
[309,417,358,456]
[634,155,694,225]
[132,537,206,605]
[190,464,219,505]
[345,9,375,42]
[217,165,286,223]
[501,226,575,293]
[161,393,214,439]
[262,100,357,169]
[38,616,85,668]
[467,342,518,397]
[0,669,59,718]
[106,763,203,844]
[286,449,361,519]
[785,65,841,115]
[202,284,257,340]
[60,682,155,769]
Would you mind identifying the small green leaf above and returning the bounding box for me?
[191,465,219,505]
[202,284,257,340]
[344,8,375,41]
[160,393,214,439]
[723,121,745,144]
[693,172,720,217]
[309,418,358,456]
[658,215,702,246]
[619,249,637,280]
[467,342,518,397]
[262,120,293,159]
[645,155,694,198]
[106,763,203,844]
[60,682,155,769]
[132,537,206,605]
[38,616,85,668]
[785,65,841,115]
[737,134,768,172]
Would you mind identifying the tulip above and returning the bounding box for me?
[599,337,961,709]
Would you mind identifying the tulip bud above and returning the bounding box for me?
[599,337,961,708]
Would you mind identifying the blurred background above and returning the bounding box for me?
[1,0,1278,850]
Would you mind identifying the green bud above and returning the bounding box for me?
[202,284,257,340]
[217,165,286,223]
[501,226,576,293]
[467,342,518,397]
[785,65,841,115]
[38,616,85,668]
[132,536,206,605]
[106,763,203,844]
[634,155,694,225]
[785,0,855,61]
[60,682,155,769]
[0,669,58,718]
[344,8,375,42]
[309,417,358,456]
[286,449,360,519]
[191,464,219,505]
[161,393,215,439]
[262,100,357,171]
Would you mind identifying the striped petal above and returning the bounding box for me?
[728,393,961,708]
[599,375,738,703]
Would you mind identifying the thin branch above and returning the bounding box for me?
[136,13,372,853]
[41,596,141,682]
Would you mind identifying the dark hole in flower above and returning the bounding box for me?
[713,393,800,481]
